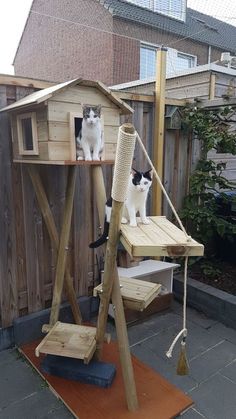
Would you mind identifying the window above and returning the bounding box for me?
[17,112,38,155]
[140,45,197,79]
[140,45,157,79]
[126,0,186,21]
[176,52,196,71]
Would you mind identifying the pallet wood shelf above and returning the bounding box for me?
[13,159,114,165]
[35,322,97,364]
[120,216,204,257]
[94,277,162,312]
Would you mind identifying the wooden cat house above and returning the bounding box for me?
[1,78,133,164]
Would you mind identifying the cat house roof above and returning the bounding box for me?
[0,78,133,114]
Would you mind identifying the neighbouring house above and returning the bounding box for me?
[14,0,236,85]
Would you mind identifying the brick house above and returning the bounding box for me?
[14,0,236,85]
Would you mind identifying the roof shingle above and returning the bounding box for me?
[100,0,236,53]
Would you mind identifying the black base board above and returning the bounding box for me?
[41,355,116,388]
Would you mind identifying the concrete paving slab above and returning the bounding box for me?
[131,343,197,393]
[189,340,236,382]
[188,373,236,419]
[209,322,236,345]
[220,359,236,383]
[0,388,72,419]
[135,320,223,366]
[179,407,206,418]
[0,358,43,409]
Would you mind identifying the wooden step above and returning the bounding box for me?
[94,277,161,311]
[35,322,97,364]
[120,216,204,258]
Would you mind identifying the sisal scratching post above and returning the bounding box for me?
[96,123,138,411]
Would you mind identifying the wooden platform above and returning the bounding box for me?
[94,277,161,311]
[21,340,193,419]
[35,322,97,364]
[120,216,204,257]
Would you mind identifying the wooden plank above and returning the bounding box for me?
[0,74,53,89]
[35,322,97,363]
[94,277,161,311]
[49,166,77,325]
[48,100,120,125]
[53,85,118,108]
[153,49,167,215]
[0,86,18,327]
[21,165,45,313]
[120,216,204,258]
[48,142,71,160]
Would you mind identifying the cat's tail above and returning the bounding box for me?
[89,219,109,248]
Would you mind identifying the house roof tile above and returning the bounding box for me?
[100,0,236,53]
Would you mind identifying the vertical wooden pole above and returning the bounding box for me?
[91,165,107,225]
[49,165,77,326]
[112,266,139,411]
[209,73,216,100]
[28,165,82,325]
[152,47,167,216]
[95,124,138,411]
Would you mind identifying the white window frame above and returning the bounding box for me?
[17,112,39,155]
[126,0,187,22]
[176,52,197,70]
[140,42,160,80]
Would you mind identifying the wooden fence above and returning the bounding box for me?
[0,78,197,328]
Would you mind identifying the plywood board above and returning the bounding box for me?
[35,322,97,364]
[120,216,204,257]
[21,340,193,419]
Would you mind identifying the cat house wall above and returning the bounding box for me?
[1,78,133,164]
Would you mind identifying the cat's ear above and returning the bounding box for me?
[131,168,138,177]
[145,169,153,179]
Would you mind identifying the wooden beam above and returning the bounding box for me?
[95,123,138,411]
[199,97,236,109]
[113,91,154,103]
[0,74,54,89]
[209,73,216,100]
[49,165,77,325]
[152,48,167,216]
[113,91,187,107]
[28,165,82,325]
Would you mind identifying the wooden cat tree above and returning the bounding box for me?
[35,123,203,412]
[1,77,203,412]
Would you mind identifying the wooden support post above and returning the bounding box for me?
[112,266,139,411]
[152,47,167,216]
[95,123,138,411]
[209,73,216,100]
[28,165,82,325]
[49,165,77,326]
[95,199,124,358]
[91,165,107,225]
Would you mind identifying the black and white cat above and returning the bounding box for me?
[89,169,153,248]
[76,104,104,161]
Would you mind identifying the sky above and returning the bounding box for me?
[0,0,236,75]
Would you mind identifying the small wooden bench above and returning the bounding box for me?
[35,322,97,364]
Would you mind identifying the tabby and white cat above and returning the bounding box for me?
[76,104,104,161]
[89,169,153,248]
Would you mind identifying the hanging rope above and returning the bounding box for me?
[166,256,188,358]
[135,131,190,374]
